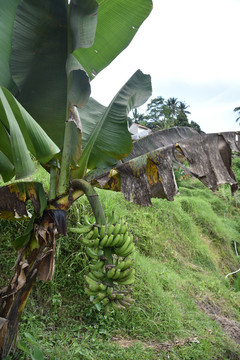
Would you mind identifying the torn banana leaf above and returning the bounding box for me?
[72,69,152,178]
[0,182,47,220]
[86,127,240,206]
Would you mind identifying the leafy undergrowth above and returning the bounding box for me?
[1,159,240,359]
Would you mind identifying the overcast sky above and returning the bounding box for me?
[91,0,240,134]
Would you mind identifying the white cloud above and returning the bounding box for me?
[91,0,240,133]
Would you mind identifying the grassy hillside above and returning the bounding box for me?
[1,158,240,359]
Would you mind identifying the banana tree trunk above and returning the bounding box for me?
[0,209,61,358]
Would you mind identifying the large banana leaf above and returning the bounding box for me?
[87,128,240,206]
[9,0,91,147]
[0,87,59,181]
[72,70,152,178]
[74,0,153,79]
[0,0,152,148]
[0,0,18,92]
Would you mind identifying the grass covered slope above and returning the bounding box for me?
[1,159,240,359]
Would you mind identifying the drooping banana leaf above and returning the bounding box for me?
[0,182,47,220]
[72,70,152,178]
[86,127,240,206]
[0,87,60,181]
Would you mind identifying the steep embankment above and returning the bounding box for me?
[1,159,240,359]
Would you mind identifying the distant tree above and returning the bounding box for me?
[131,108,145,123]
[130,96,201,132]
[234,106,240,123]
[189,121,201,133]
[167,97,179,118]
[175,102,191,127]
[146,96,165,120]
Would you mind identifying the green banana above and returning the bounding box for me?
[117,274,135,285]
[110,299,123,310]
[115,236,131,255]
[113,223,121,236]
[99,234,109,248]
[102,297,110,305]
[123,231,130,242]
[107,268,116,279]
[107,224,115,237]
[92,238,100,248]
[93,292,107,304]
[87,272,100,282]
[83,230,95,241]
[120,242,135,257]
[121,258,135,270]
[124,297,135,304]
[90,270,105,280]
[99,283,107,291]
[118,298,132,307]
[105,234,114,247]
[85,275,99,286]
[120,223,128,235]
[81,238,96,247]
[86,247,99,260]
[85,288,99,296]
[69,225,92,234]
[91,226,99,239]
[118,268,132,280]
[107,286,114,296]
[89,261,104,271]
[111,234,122,247]
[112,268,121,280]
[88,283,101,292]
[99,225,106,239]
[115,261,125,271]
[114,292,125,300]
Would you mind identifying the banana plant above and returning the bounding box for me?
[0,0,153,357]
[1,0,239,357]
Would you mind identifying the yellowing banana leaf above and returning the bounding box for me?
[72,70,152,178]
[0,182,47,220]
[0,87,60,180]
[86,128,240,206]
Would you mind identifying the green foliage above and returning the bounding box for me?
[132,96,201,132]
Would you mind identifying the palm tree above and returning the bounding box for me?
[175,101,191,127]
[234,106,240,123]
[178,101,191,116]
[166,97,179,118]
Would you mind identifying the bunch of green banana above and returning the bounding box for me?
[70,215,136,311]
[98,219,135,257]
[84,266,135,310]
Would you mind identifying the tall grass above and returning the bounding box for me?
[1,168,240,359]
